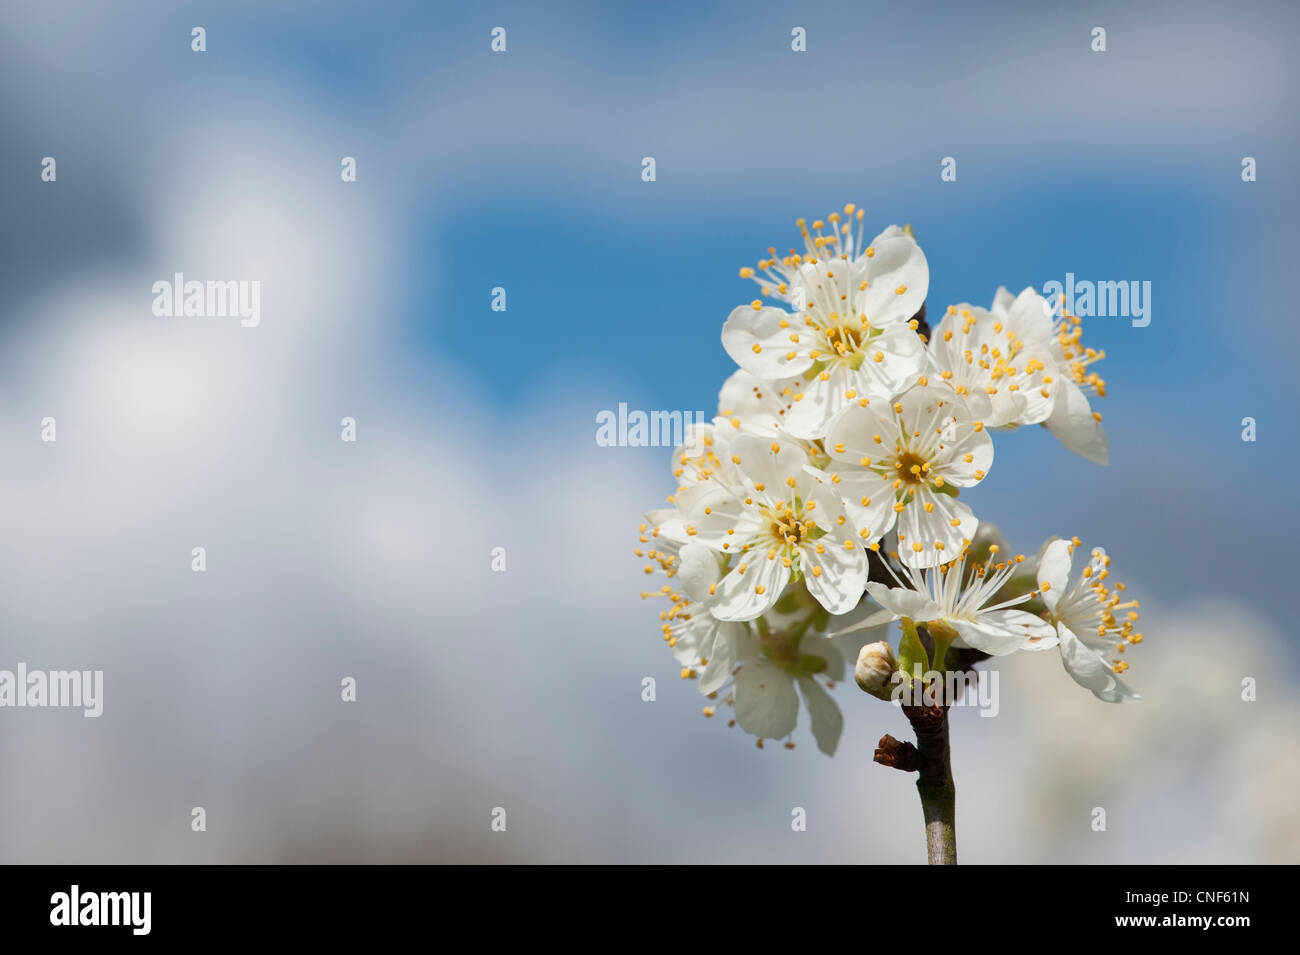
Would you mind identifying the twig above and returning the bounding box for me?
[874,701,957,864]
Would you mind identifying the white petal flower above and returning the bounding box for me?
[945,287,1109,463]
[734,211,928,325]
[681,434,866,620]
[720,208,929,439]
[843,545,1056,657]
[777,324,926,439]
[1039,293,1110,465]
[728,614,851,754]
[815,380,993,567]
[640,580,860,755]
[639,208,1145,768]
[636,515,745,695]
[1035,538,1143,702]
[927,294,1059,429]
[640,458,867,755]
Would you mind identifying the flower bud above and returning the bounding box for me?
[855,640,897,697]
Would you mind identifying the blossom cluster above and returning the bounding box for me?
[636,207,1143,754]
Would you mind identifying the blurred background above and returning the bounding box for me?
[1,0,1297,863]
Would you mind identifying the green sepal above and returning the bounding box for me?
[802,360,828,381]
[797,654,828,676]
[926,621,958,672]
[771,590,802,615]
[897,618,929,675]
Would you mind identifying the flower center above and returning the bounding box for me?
[823,323,865,355]
[894,450,930,485]
[769,510,808,544]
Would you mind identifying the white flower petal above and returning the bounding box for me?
[711,548,788,621]
[1003,286,1056,349]
[951,609,1054,657]
[819,469,896,547]
[823,400,896,463]
[1058,624,1140,703]
[832,606,901,635]
[865,581,941,622]
[1036,538,1072,614]
[716,368,799,436]
[733,658,799,739]
[855,229,928,326]
[698,622,741,695]
[934,429,993,489]
[896,489,975,568]
[797,677,844,755]
[778,362,853,440]
[1007,349,1058,426]
[851,324,927,399]
[729,433,808,495]
[802,536,867,615]
[682,486,758,551]
[668,615,710,665]
[722,305,813,379]
[987,389,1029,429]
[676,542,723,603]
[1046,378,1109,465]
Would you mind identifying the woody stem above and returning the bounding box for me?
[874,701,956,864]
